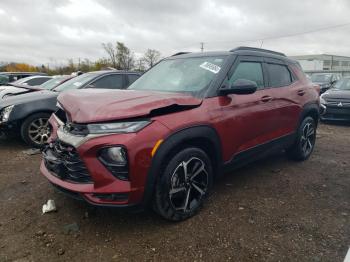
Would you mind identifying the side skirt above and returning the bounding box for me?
[223,133,296,172]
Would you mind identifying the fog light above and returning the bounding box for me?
[99,147,129,180]
[100,147,127,166]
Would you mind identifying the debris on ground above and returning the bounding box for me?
[22,148,41,155]
[57,248,65,256]
[63,223,79,234]
[42,200,57,214]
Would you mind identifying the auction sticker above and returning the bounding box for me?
[200,62,221,74]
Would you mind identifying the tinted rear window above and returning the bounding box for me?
[267,63,292,87]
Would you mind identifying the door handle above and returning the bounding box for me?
[297,90,305,96]
[261,95,273,102]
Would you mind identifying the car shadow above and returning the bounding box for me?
[320,120,350,127]
[52,150,292,230]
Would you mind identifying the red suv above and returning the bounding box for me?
[41,47,320,221]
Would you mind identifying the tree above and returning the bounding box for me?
[102,42,135,70]
[102,42,117,68]
[135,58,146,72]
[116,42,134,70]
[93,58,110,71]
[5,63,38,72]
[143,49,161,69]
[67,59,76,72]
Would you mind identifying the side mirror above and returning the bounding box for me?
[220,79,258,95]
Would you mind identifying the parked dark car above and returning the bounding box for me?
[0,72,48,85]
[0,71,141,147]
[320,77,350,121]
[41,47,320,221]
[0,75,72,99]
[311,73,341,94]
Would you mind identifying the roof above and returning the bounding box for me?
[87,70,141,75]
[168,46,297,64]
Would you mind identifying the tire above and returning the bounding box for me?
[20,112,52,148]
[287,116,316,161]
[153,147,213,221]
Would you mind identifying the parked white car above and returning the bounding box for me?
[0,75,57,99]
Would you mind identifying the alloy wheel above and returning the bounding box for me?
[300,122,315,156]
[169,157,209,213]
[28,118,50,145]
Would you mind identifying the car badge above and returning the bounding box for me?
[337,102,343,107]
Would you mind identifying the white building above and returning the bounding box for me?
[289,54,350,71]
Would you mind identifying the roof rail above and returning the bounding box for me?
[171,52,191,56]
[230,46,286,57]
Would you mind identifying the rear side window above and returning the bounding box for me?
[229,62,264,88]
[266,63,292,87]
[91,74,124,89]
[127,74,140,87]
[25,77,51,86]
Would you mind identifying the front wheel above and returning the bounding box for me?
[20,113,52,148]
[287,116,316,161]
[153,147,213,221]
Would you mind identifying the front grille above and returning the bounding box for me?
[325,106,350,115]
[326,101,350,107]
[43,140,92,183]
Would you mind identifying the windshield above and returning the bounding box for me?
[54,73,96,92]
[40,76,69,90]
[129,56,226,93]
[311,74,331,83]
[333,78,350,90]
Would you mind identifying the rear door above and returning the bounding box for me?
[263,58,302,136]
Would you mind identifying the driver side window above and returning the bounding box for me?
[228,62,264,89]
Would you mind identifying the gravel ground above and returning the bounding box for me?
[0,123,349,262]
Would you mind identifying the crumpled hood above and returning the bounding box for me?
[58,89,202,123]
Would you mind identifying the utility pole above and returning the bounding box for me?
[200,42,204,52]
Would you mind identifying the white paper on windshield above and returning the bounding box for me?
[73,82,82,87]
[200,62,221,74]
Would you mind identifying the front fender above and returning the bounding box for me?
[142,125,223,205]
[8,96,57,122]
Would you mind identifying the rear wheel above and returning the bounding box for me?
[153,147,213,221]
[287,116,316,161]
[21,113,51,148]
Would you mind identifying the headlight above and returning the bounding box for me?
[320,95,326,105]
[0,105,14,123]
[87,120,151,134]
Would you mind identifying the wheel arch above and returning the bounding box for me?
[142,125,223,205]
[19,110,55,127]
[299,102,320,127]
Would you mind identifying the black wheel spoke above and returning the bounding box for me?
[301,121,315,156]
[169,157,208,213]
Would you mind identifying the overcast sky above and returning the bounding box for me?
[1,0,350,66]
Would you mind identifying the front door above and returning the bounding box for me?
[214,55,280,161]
